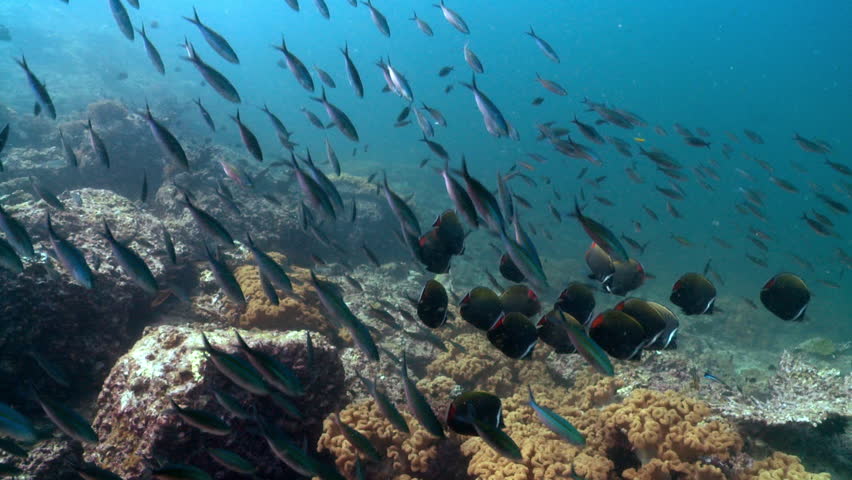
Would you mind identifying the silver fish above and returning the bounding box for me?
[463,42,484,73]
[460,75,508,138]
[434,0,469,34]
[46,213,93,289]
[410,11,433,36]
[183,6,239,64]
[341,43,364,98]
[312,88,359,142]
[182,39,241,103]
[103,220,158,295]
[274,35,314,92]
[108,0,134,40]
[526,26,559,63]
[15,56,56,120]
[136,24,165,74]
[231,110,263,161]
[144,103,189,170]
[362,0,390,36]
[58,129,78,168]
[193,98,216,131]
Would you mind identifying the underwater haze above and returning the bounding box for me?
[0,0,850,479]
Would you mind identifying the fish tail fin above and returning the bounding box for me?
[409,10,417,20]
[233,330,250,350]
[135,23,145,37]
[401,350,409,377]
[182,8,200,26]
[14,55,26,70]
[200,332,212,351]
[527,384,536,403]
[245,231,255,247]
[102,220,114,241]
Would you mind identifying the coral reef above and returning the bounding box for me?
[460,378,617,480]
[745,452,831,480]
[230,255,336,337]
[713,351,851,427]
[87,325,345,479]
[605,389,742,479]
[425,330,558,396]
[317,397,468,480]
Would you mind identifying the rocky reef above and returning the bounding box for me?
[87,325,345,479]
[0,99,845,479]
[0,188,174,409]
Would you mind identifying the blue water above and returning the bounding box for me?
[1,0,850,345]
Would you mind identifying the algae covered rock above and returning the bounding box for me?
[794,337,836,357]
[87,325,345,479]
[0,188,179,409]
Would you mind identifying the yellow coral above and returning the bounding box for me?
[425,331,562,396]
[601,389,742,466]
[231,254,338,339]
[460,378,615,480]
[415,375,458,411]
[317,398,466,480]
[324,321,832,480]
[745,452,831,480]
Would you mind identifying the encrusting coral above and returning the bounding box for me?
[230,253,337,339]
[317,397,467,480]
[745,452,831,480]
[425,331,561,396]
[606,389,742,466]
[318,307,834,480]
[460,375,618,480]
